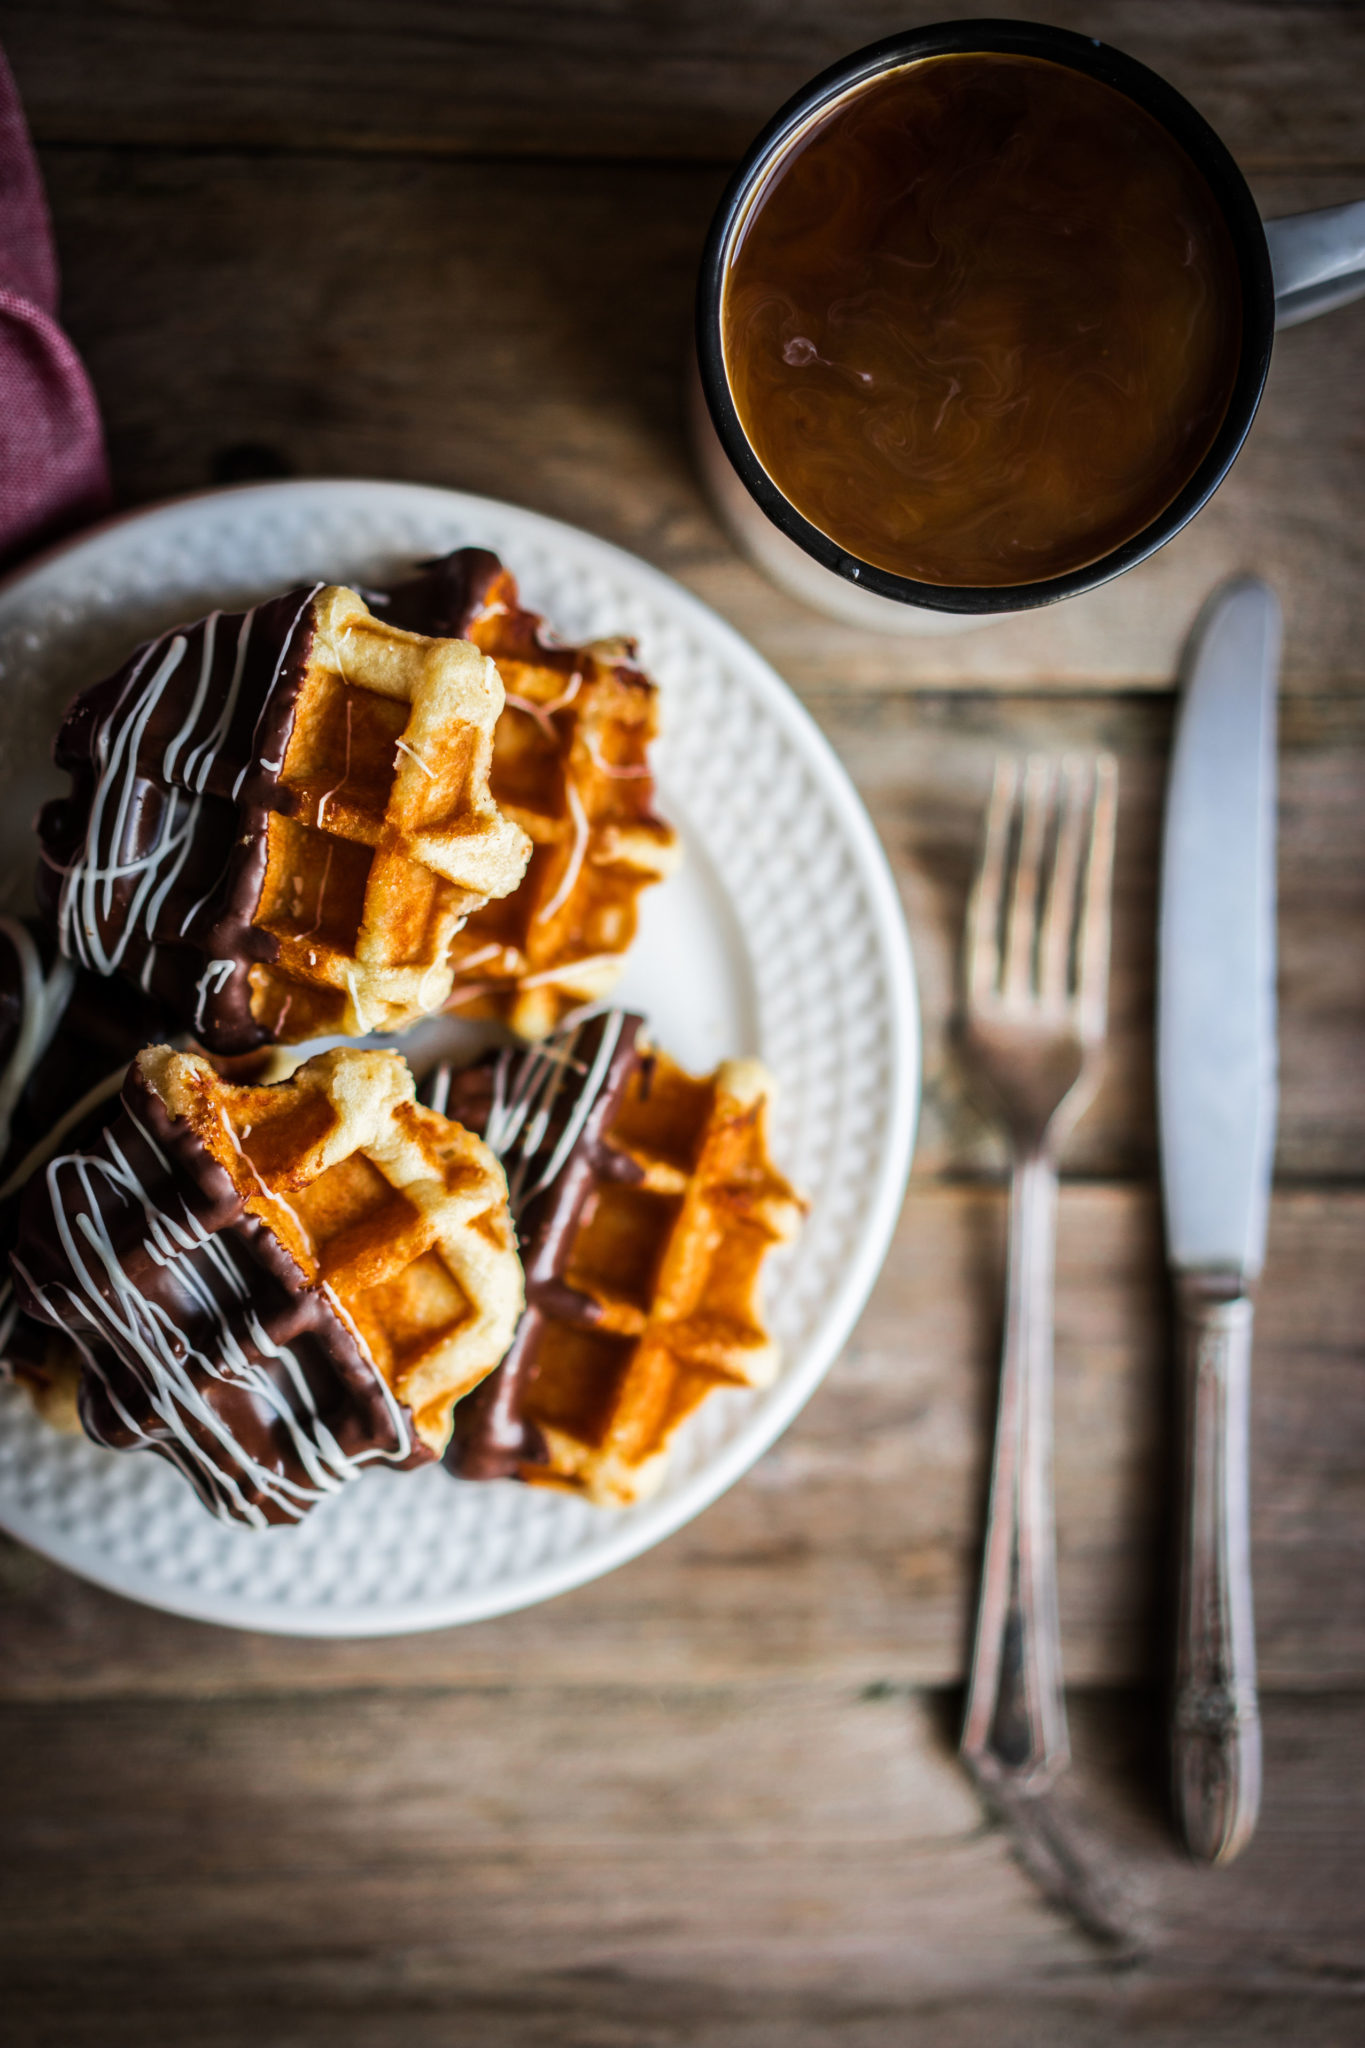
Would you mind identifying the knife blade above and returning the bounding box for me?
[1160,578,1279,1280]
[1158,575,1280,1867]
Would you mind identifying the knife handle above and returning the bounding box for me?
[1173,1276,1261,1864]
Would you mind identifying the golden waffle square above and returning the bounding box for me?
[142,1045,524,1450]
[383,551,679,1039]
[430,1012,804,1506]
[11,1044,523,1525]
[37,583,532,1052]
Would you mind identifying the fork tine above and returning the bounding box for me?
[966,757,1017,1001]
[1002,755,1053,1000]
[1076,752,1119,1035]
[1038,755,1088,1005]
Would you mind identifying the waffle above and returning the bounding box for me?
[36,583,531,1053]
[383,550,679,1039]
[10,1044,523,1526]
[427,1011,803,1505]
[0,915,164,1186]
[0,914,162,1409]
[0,1325,82,1433]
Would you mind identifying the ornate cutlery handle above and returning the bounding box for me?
[961,1148,1069,1796]
[1173,1276,1262,1864]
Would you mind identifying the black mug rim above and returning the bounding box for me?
[695,17,1276,616]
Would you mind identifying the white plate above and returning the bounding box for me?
[0,480,918,1636]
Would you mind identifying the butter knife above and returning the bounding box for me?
[1158,577,1280,1865]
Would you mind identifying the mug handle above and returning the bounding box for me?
[1266,200,1365,329]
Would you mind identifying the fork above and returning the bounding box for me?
[959,753,1119,1797]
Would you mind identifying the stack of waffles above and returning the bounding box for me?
[382,548,681,1037]
[0,546,802,1527]
[36,581,532,1050]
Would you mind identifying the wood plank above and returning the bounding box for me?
[6,1987,1360,2048]
[4,11,1362,2028]
[1042,1689,1365,1987]
[33,147,1365,692]
[825,690,1365,1181]
[0,1684,1094,2010]
[5,2,1364,169]
[4,1183,1363,1696]
[1,1685,1361,2044]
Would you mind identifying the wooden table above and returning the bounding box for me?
[2,6,1363,2041]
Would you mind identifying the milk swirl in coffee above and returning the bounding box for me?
[721,53,1242,588]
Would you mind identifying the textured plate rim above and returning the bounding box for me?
[0,479,919,1636]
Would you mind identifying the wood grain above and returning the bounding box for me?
[29,147,1365,693]
[3,7,1365,2030]
[5,2,1364,170]
[0,1686,1080,1998]
[7,1988,1360,2048]
[828,691,1365,1180]
[4,1183,1362,1697]
[2,1687,1362,2044]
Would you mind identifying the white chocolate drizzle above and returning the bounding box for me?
[0,917,76,1162]
[442,952,620,1008]
[193,959,236,1035]
[394,737,437,781]
[53,586,322,984]
[503,669,582,745]
[478,1009,626,1216]
[584,728,651,779]
[11,1099,414,1529]
[450,943,504,975]
[534,776,590,927]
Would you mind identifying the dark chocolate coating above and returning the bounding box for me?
[38,550,637,1057]
[380,546,643,685]
[36,585,323,1054]
[0,918,165,1381]
[0,919,164,1189]
[380,547,507,641]
[10,1062,429,1525]
[424,1011,644,1482]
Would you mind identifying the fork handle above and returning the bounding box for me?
[961,1148,1069,1797]
[1172,1276,1261,1864]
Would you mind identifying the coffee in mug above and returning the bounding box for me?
[720,52,1243,590]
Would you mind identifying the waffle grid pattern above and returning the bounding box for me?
[148,1045,523,1454]
[449,631,680,1039]
[250,587,529,1041]
[503,1051,802,1506]
[0,482,916,1634]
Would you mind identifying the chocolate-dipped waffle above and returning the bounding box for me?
[0,915,76,1166]
[0,916,168,1415]
[382,550,679,1038]
[0,914,167,1185]
[36,584,532,1052]
[10,1044,522,1526]
[426,1011,803,1505]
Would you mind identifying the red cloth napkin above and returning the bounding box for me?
[0,46,109,568]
